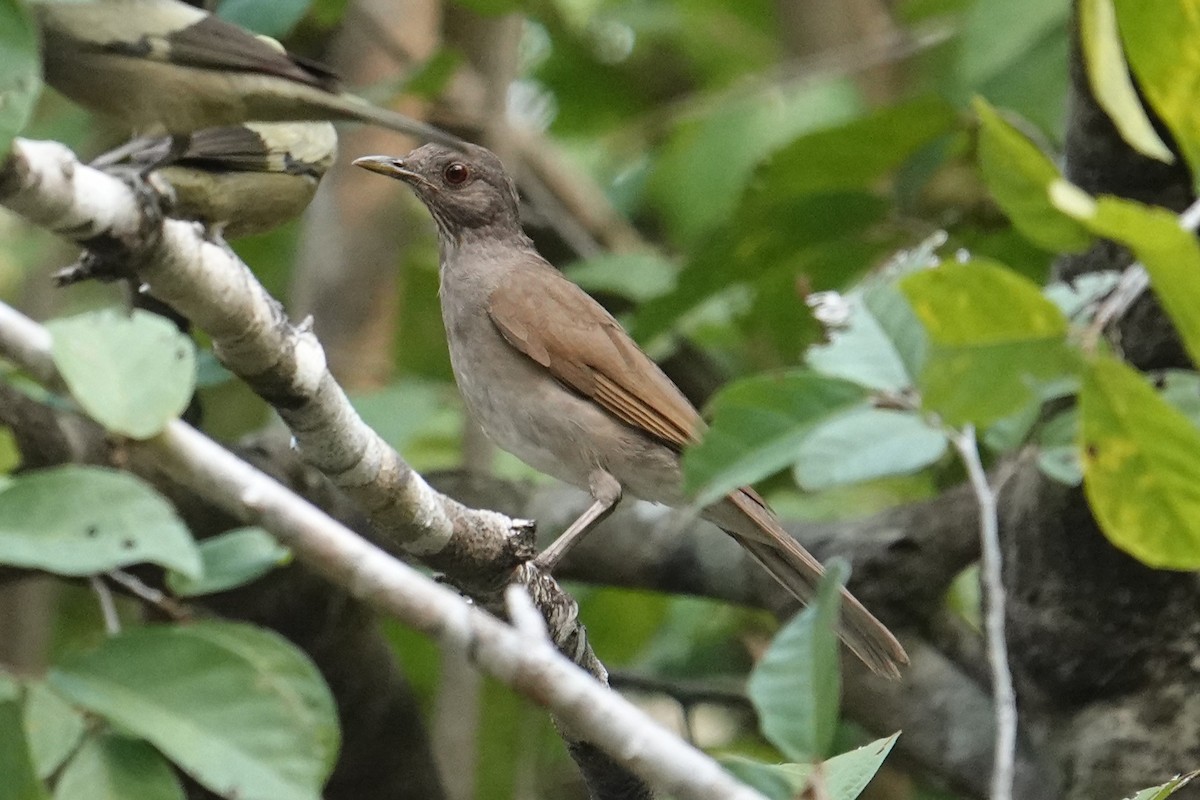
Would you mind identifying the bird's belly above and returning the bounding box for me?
[447,324,685,503]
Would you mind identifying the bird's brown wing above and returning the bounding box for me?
[487,263,701,450]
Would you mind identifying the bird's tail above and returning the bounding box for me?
[713,490,908,679]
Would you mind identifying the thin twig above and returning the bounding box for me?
[948,424,1015,800]
[106,569,191,621]
[89,575,121,635]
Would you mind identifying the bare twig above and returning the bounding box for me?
[106,569,191,621]
[89,575,121,635]
[948,425,1015,800]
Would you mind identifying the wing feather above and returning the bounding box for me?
[487,264,702,450]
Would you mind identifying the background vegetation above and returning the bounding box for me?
[0,0,1197,798]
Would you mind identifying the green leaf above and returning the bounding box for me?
[1078,0,1173,163]
[746,561,846,761]
[216,0,312,37]
[633,192,888,342]
[960,0,1068,88]
[1113,0,1200,178]
[0,0,41,161]
[1081,356,1200,569]
[1053,194,1200,370]
[48,310,197,439]
[720,756,809,799]
[794,407,947,490]
[974,98,1093,251]
[564,252,677,303]
[861,281,929,386]
[1124,771,1198,800]
[821,733,900,799]
[53,734,184,800]
[683,372,867,505]
[806,291,914,392]
[745,96,958,200]
[49,622,339,800]
[900,259,1078,425]
[648,80,862,244]
[0,673,48,800]
[166,527,291,597]
[23,682,85,780]
[0,466,201,578]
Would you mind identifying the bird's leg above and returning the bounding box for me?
[534,470,622,571]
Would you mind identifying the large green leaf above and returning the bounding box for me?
[0,466,201,578]
[48,310,197,440]
[637,98,955,342]
[900,259,1078,425]
[52,734,184,800]
[1080,356,1200,569]
[633,192,887,342]
[746,561,846,761]
[0,0,40,161]
[794,406,947,490]
[1078,0,1173,163]
[683,372,867,506]
[23,682,85,780]
[1053,193,1200,370]
[720,733,897,800]
[1113,0,1200,179]
[0,673,48,800]
[974,98,1093,251]
[49,622,339,800]
[166,527,291,597]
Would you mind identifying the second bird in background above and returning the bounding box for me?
[96,121,338,240]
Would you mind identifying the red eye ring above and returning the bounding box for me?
[443,162,470,185]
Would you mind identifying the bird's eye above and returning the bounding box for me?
[443,163,470,186]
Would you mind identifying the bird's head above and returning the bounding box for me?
[354,142,521,238]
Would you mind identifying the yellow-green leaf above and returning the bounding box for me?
[1081,356,1200,569]
[1079,0,1173,163]
[1113,0,1200,181]
[1055,194,1200,370]
[974,97,1093,252]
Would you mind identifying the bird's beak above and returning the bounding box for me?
[352,155,417,182]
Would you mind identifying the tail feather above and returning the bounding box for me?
[712,490,908,679]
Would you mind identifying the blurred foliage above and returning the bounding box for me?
[7,0,1200,797]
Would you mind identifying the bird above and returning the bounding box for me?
[92,120,338,239]
[354,143,909,678]
[33,0,462,146]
